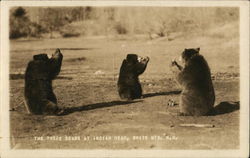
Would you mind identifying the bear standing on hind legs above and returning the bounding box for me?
[24,48,63,115]
[118,54,149,100]
[171,48,215,116]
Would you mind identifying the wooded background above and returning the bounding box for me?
[9,7,238,39]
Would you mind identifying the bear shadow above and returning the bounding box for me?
[208,101,240,116]
[58,100,143,116]
[143,90,181,98]
[9,74,72,80]
[56,76,73,80]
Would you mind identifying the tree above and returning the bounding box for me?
[9,7,31,39]
[40,8,69,38]
[13,7,27,17]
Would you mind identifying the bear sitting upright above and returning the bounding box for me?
[24,48,63,115]
[117,54,149,100]
[171,48,215,116]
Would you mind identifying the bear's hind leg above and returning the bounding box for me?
[179,94,194,116]
[24,98,44,115]
[119,88,133,101]
[133,83,142,99]
[42,100,60,115]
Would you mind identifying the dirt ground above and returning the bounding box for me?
[9,24,239,149]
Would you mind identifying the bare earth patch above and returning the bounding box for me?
[9,33,239,149]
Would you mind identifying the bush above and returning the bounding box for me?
[114,22,127,34]
[9,7,45,39]
[9,7,31,39]
[59,23,82,38]
[29,22,47,37]
[61,32,81,38]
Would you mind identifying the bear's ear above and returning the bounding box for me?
[196,47,200,53]
[184,48,187,51]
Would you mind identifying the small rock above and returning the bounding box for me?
[167,99,177,106]
[9,108,16,111]
[94,70,105,75]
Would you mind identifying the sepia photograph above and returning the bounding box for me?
[0,1,249,158]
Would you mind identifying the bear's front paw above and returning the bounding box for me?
[171,60,178,66]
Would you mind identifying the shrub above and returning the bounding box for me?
[59,23,82,38]
[9,7,31,39]
[114,22,127,34]
[9,7,45,39]
[61,32,81,38]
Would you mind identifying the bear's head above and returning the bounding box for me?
[181,48,200,63]
[26,49,63,80]
[126,54,149,65]
[33,54,49,61]
[121,54,149,76]
[126,54,138,64]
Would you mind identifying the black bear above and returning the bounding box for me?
[117,54,149,100]
[24,48,63,115]
[171,48,215,116]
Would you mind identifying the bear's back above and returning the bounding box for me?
[25,60,50,81]
[182,54,213,93]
